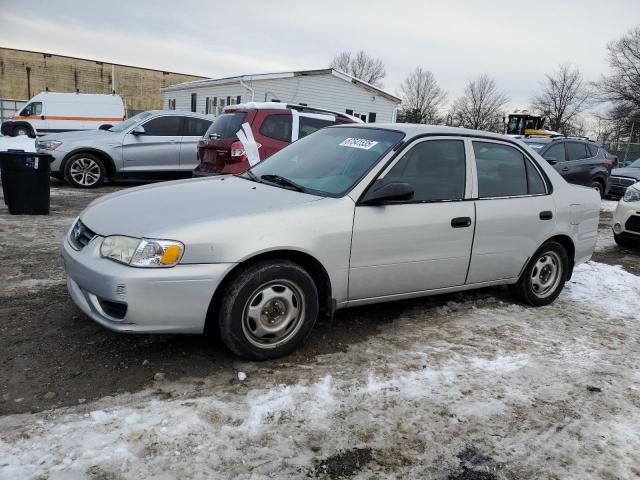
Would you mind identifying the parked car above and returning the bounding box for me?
[612,180,640,248]
[194,102,360,176]
[0,92,125,138]
[37,111,214,188]
[61,124,600,360]
[523,137,612,197]
[608,157,640,198]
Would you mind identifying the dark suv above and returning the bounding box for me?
[193,103,359,176]
[523,137,613,197]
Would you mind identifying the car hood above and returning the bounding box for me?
[80,175,323,237]
[611,167,640,179]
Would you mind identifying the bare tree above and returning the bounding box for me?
[598,26,640,114]
[396,68,447,124]
[530,63,592,133]
[448,74,509,132]
[330,50,386,87]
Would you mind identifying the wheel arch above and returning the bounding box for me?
[1,121,35,137]
[62,148,116,178]
[204,249,333,334]
[544,234,576,280]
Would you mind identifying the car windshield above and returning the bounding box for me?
[247,127,404,197]
[205,112,247,138]
[628,158,640,168]
[108,112,154,132]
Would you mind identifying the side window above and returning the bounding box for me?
[259,114,292,142]
[20,102,42,116]
[525,160,547,195]
[566,142,588,161]
[587,144,598,157]
[141,116,183,136]
[183,117,212,136]
[473,141,528,198]
[298,116,335,139]
[381,139,466,202]
[543,143,565,163]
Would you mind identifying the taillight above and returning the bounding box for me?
[230,141,261,162]
[604,159,613,168]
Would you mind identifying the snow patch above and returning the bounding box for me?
[0,135,36,152]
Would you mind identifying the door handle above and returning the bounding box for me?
[561,167,570,172]
[539,211,553,220]
[451,217,472,228]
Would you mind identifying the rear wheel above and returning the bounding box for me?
[217,260,319,360]
[12,125,32,137]
[64,153,106,188]
[591,180,604,198]
[512,241,569,307]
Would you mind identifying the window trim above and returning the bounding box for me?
[471,138,551,200]
[359,136,473,205]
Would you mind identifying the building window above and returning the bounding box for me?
[236,95,242,104]
[368,112,376,123]
[190,93,197,112]
[205,97,209,114]
[168,99,176,110]
[345,109,353,115]
[227,96,231,105]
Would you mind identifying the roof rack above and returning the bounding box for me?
[224,102,363,123]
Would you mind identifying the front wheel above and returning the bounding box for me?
[13,125,32,137]
[64,153,106,188]
[217,260,319,360]
[591,180,604,198]
[512,241,569,307]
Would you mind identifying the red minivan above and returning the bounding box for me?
[193,103,360,176]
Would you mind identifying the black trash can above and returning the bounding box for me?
[0,151,54,215]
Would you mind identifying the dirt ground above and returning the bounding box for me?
[1,183,639,479]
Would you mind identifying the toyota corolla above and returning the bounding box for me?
[61,124,600,359]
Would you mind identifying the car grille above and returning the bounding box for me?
[625,215,640,233]
[610,176,637,187]
[69,219,96,250]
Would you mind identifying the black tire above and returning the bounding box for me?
[64,153,106,188]
[218,260,319,360]
[614,233,638,249]
[591,180,604,198]
[512,241,569,307]
[12,125,32,137]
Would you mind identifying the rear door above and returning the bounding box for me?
[121,115,182,172]
[349,137,475,300]
[180,116,213,171]
[564,142,590,186]
[467,140,555,284]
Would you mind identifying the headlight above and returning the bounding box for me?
[36,140,62,151]
[100,236,184,267]
[623,186,640,203]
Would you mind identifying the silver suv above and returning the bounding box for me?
[37,111,214,188]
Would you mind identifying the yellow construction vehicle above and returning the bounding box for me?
[504,111,561,137]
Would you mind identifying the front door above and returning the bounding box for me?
[349,138,474,301]
[467,140,556,284]
[121,115,183,172]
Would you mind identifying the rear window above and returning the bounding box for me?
[567,142,588,161]
[299,116,335,139]
[205,112,247,138]
[260,114,292,142]
[587,144,598,157]
[183,117,213,136]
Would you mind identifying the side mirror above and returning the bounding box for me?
[360,182,414,205]
[131,125,146,135]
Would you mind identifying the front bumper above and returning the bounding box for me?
[61,231,235,334]
[608,184,627,198]
[612,200,640,239]
[38,148,65,173]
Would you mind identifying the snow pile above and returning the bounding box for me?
[600,199,619,213]
[0,135,36,152]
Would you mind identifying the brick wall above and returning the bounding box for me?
[0,48,205,113]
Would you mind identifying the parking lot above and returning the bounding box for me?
[0,182,638,479]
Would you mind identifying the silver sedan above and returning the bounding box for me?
[61,124,600,359]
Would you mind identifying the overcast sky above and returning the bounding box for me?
[1,0,638,110]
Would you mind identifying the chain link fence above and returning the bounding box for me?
[601,141,640,166]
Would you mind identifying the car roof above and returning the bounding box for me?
[331,123,521,142]
[223,102,362,122]
[143,110,215,119]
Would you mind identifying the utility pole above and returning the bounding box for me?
[111,64,116,94]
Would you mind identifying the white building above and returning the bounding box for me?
[162,68,401,123]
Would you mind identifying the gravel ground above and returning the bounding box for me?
[1,181,639,479]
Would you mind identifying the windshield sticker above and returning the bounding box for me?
[339,138,379,150]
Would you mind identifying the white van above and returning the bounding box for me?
[0,92,125,137]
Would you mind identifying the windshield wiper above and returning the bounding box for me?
[260,174,306,192]
[235,169,259,182]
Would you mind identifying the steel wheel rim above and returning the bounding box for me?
[242,279,305,349]
[530,251,562,298]
[592,183,602,195]
[69,158,101,186]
